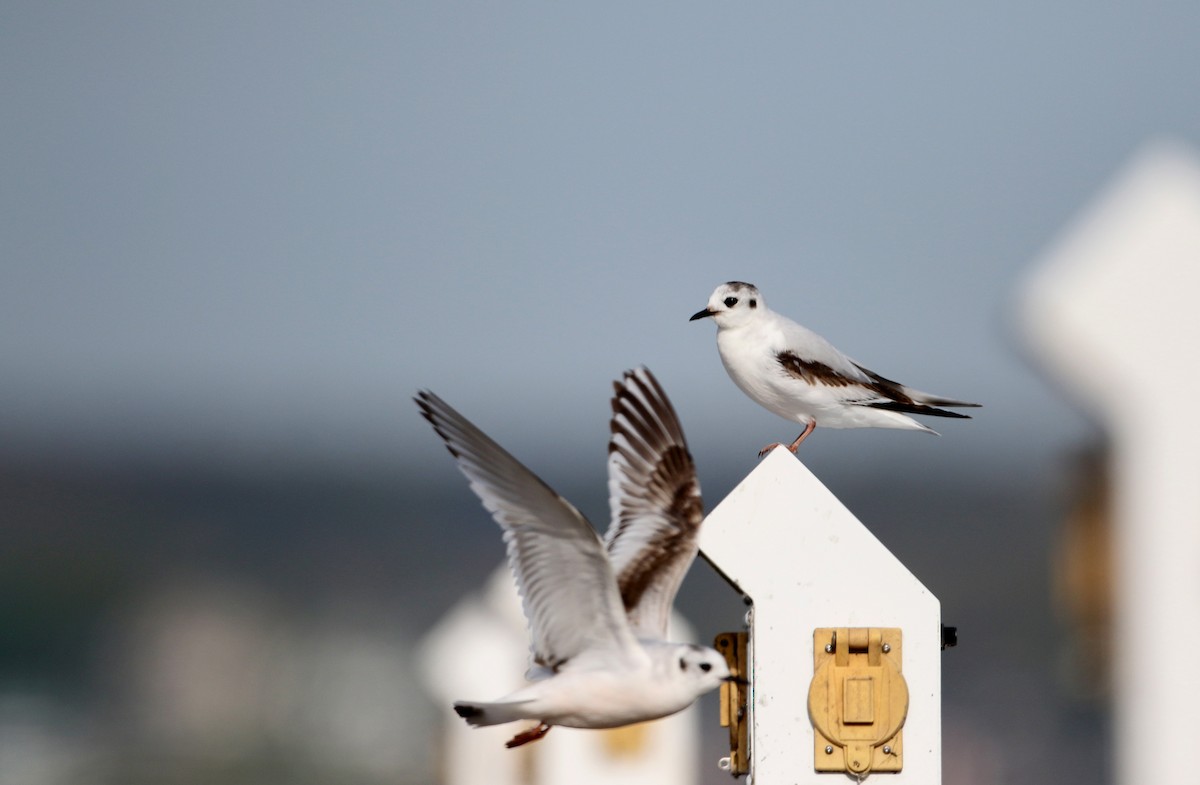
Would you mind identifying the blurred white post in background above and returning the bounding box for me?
[418,567,700,785]
[1021,141,1200,785]
[699,448,943,784]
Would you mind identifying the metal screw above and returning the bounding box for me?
[883,745,892,755]
[825,745,834,754]
[718,757,731,771]
[824,643,833,653]
[882,643,891,653]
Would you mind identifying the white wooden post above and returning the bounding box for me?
[1020,141,1200,785]
[700,448,943,784]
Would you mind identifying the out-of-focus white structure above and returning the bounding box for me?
[1021,140,1200,785]
[418,567,700,785]
[699,448,943,784]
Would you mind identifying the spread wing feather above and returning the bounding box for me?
[416,391,639,671]
[604,368,704,640]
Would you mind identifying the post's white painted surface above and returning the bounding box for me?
[1020,141,1200,785]
[699,447,942,784]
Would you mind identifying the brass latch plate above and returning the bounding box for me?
[809,627,907,776]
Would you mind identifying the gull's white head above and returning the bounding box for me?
[671,643,735,697]
[689,281,764,329]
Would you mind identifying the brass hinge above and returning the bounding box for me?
[714,631,750,777]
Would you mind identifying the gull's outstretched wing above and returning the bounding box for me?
[604,368,704,640]
[416,392,639,672]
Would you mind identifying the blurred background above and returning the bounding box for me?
[4,3,1199,784]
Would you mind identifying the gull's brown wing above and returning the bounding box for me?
[604,368,704,640]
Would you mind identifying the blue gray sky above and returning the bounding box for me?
[4,2,1199,476]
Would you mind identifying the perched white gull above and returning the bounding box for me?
[691,281,979,455]
[415,368,731,748]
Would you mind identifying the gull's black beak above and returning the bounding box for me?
[689,307,715,321]
[723,674,749,685]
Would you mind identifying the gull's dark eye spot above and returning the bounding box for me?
[679,657,687,671]
[723,297,738,308]
[749,299,757,308]
[700,662,712,672]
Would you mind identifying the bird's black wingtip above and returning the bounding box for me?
[413,390,437,422]
[867,401,974,419]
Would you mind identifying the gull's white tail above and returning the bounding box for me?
[453,699,535,728]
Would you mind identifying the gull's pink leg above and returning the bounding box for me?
[758,421,816,458]
[787,421,817,452]
[506,723,551,748]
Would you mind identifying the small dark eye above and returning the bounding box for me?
[679,657,687,671]
[723,297,738,308]
[700,662,712,672]
[749,299,757,308]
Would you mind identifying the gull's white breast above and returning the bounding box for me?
[716,321,828,424]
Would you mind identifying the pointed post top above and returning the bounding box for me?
[699,448,934,609]
[1020,139,1200,414]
